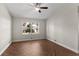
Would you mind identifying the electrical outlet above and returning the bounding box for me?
[31,37,32,39]
[54,40,56,41]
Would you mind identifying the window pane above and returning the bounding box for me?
[22,22,39,34]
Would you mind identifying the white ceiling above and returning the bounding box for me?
[5,3,78,19]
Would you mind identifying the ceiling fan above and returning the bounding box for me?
[31,3,48,13]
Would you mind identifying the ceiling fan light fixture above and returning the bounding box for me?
[35,7,40,11]
[38,10,41,13]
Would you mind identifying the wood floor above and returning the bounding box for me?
[1,39,78,56]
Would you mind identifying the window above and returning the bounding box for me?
[22,22,39,35]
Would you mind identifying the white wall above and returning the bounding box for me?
[47,4,79,53]
[12,17,46,42]
[77,6,79,52]
[0,4,11,54]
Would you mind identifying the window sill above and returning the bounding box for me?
[22,33,39,35]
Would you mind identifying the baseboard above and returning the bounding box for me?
[12,39,46,42]
[0,41,12,55]
[48,39,79,53]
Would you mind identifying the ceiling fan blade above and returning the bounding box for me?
[40,7,48,9]
[35,3,41,6]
